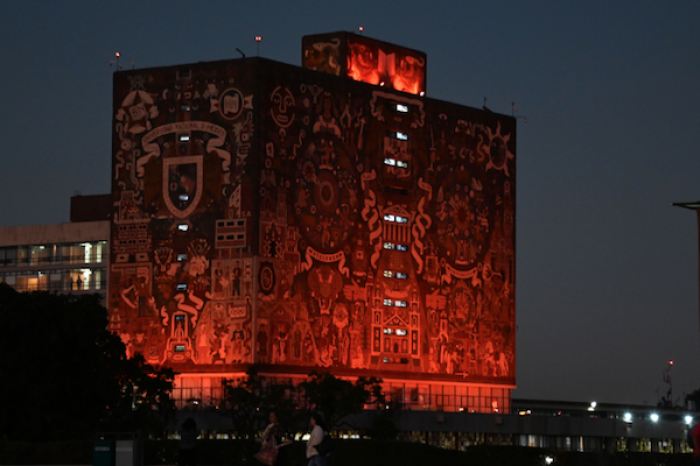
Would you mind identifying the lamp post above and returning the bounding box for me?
[673,201,700,362]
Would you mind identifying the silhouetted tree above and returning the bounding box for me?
[221,366,298,437]
[0,284,175,441]
[298,371,384,430]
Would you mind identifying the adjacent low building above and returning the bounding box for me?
[0,194,110,303]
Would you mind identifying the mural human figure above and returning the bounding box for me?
[232,261,241,297]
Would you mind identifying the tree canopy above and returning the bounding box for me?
[0,284,175,441]
[221,367,384,435]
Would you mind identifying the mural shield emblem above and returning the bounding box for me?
[162,155,204,218]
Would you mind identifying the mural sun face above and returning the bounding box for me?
[485,122,513,176]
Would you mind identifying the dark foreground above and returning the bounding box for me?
[0,439,694,466]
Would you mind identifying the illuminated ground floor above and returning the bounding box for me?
[172,373,513,414]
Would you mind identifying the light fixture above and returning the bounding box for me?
[623,412,632,423]
[650,413,659,423]
[686,415,693,425]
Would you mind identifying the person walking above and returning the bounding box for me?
[306,413,327,466]
[255,411,289,466]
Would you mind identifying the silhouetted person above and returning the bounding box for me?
[178,418,198,466]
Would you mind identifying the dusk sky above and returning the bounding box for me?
[2,1,700,406]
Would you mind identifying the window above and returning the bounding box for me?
[176,254,188,262]
[177,224,189,232]
[396,272,408,280]
[397,244,408,252]
[383,242,395,250]
[175,345,186,352]
[180,105,190,111]
[383,298,393,306]
[396,132,408,141]
[384,214,408,223]
[396,103,409,113]
[178,134,190,142]
[178,194,189,202]
[176,283,188,291]
[395,301,407,307]
[384,157,409,169]
[396,329,407,336]
[383,328,394,335]
[383,270,394,278]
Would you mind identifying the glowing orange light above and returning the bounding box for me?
[255,36,262,42]
[668,360,674,365]
[116,52,120,57]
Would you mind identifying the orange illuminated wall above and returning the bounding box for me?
[302,32,427,95]
[110,36,515,408]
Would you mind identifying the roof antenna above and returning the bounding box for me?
[255,36,262,56]
[511,102,528,123]
[109,52,123,70]
[236,48,246,58]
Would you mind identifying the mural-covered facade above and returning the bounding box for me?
[110,36,516,408]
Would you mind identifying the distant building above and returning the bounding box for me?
[110,32,516,412]
[0,194,109,301]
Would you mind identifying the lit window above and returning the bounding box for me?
[175,345,186,352]
[396,132,408,141]
[181,105,190,111]
[383,242,395,250]
[395,216,408,223]
[177,224,189,232]
[178,134,190,142]
[396,272,408,280]
[395,301,407,307]
[176,254,187,261]
[384,158,397,166]
[383,214,395,222]
[397,244,408,252]
[383,328,394,335]
[396,329,407,336]
[396,104,409,113]
[176,283,187,291]
[383,298,393,306]
[396,161,409,169]
[383,270,394,278]
[178,194,189,202]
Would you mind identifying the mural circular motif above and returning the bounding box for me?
[258,262,276,295]
[293,134,360,254]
